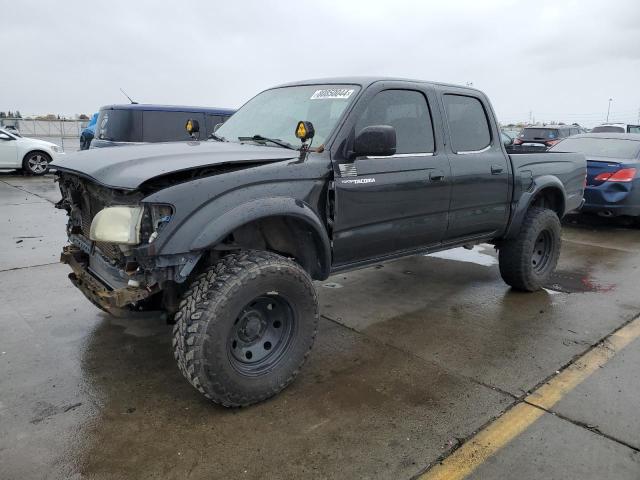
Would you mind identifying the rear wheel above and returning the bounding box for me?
[172,250,318,407]
[22,151,51,175]
[499,207,561,291]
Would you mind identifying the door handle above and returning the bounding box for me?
[429,170,445,181]
[491,164,504,174]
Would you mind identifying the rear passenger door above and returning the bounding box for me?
[440,89,510,241]
[332,84,451,265]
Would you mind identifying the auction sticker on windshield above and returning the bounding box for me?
[310,88,355,100]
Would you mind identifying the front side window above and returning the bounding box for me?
[444,95,491,153]
[215,84,360,148]
[628,125,640,133]
[354,90,435,154]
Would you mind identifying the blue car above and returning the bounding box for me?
[79,113,98,150]
[91,104,235,148]
[550,133,640,224]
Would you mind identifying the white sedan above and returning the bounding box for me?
[0,128,64,175]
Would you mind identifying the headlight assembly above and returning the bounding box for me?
[51,145,64,153]
[90,206,144,245]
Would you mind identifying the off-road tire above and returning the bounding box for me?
[22,151,51,175]
[172,250,319,407]
[499,207,561,291]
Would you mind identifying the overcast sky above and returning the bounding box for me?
[1,0,639,126]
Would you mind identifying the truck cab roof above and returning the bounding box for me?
[275,76,484,94]
[99,104,236,115]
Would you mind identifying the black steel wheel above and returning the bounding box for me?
[173,250,318,407]
[531,230,554,274]
[228,295,296,376]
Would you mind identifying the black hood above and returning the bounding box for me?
[52,140,297,190]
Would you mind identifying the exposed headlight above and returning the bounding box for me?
[51,145,64,153]
[90,206,143,245]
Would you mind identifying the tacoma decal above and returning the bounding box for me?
[339,178,375,184]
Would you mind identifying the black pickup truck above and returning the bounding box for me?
[53,77,585,407]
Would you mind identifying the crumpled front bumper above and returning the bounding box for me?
[61,245,159,312]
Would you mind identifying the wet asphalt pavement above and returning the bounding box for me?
[1,174,639,479]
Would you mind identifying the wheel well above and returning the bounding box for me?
[531,187,565,217]
[23,150,52,163]
[209,216,329,280]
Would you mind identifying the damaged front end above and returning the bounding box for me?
[55,173,199,314]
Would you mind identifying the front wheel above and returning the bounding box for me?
[22,151,51,175]
[172,250,319,407]
[499,207,561,291]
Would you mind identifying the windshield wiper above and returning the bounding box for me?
[209,132,227,142]
[238,135,296,150]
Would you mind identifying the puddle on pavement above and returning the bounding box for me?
[544,270,615,294]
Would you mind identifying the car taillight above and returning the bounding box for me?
[594,168,637,183]
[545,140,560,147]
[513,138,523,145]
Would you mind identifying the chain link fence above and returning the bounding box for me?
[0,118,88,151]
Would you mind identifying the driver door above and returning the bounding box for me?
[331,86,451,266]
[0,131,18,168]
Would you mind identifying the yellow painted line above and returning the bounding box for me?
[419,315,640,480]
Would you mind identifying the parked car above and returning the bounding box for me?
[80,113,98,150]
[550,133,640,223]
[500,130,514,146]
[591,123,640,134]
[91,104,235,148]
[1,124,22,136]
[513,125,582,149]
[53,77,585,406]
[502,128,521,139]
[0,128,64,175]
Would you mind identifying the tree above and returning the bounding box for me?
[78,114,89,120]
[14,111,22,119]
[0,112,5,119]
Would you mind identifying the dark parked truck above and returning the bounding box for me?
[53,78,586,407]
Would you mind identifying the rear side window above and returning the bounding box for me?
[444,95,491,153]
[142,111,205,142]
[355,90,435,154]
[97,109,142,142]
[628,125,640,133]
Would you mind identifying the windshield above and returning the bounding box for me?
[591,125,625,133]
[215,84,360,148]
[519,128,560,140]
[550,137,640,159]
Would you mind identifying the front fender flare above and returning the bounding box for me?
[190,196,331,278]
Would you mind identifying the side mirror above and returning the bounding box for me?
[354,125,396,157]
